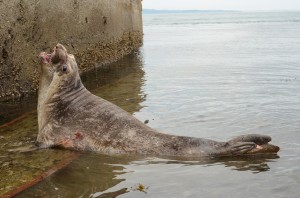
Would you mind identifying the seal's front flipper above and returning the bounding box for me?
[226,134,280,155]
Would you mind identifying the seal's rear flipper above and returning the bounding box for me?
[228,134,271,145]
[227,134,280,154]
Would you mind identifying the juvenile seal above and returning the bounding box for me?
[37,44,280,157]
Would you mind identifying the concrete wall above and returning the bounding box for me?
[0,0,143,101]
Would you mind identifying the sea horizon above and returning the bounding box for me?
[143,8,300,14]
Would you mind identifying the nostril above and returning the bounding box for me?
[56,44,61,49]
[56,44,63,49]
[62,64,67,72]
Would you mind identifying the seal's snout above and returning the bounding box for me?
[39,52,51,64]
[54,43,67,53]
[51,43,68,64]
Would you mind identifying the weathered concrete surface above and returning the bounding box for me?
[0,0,143,101]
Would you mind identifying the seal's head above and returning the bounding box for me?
[50,43,78,78]
[45,43,82,101]
[50,44,68,65]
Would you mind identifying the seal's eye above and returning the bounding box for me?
[62,64,67,72]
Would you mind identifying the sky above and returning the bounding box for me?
[142,0,300,11]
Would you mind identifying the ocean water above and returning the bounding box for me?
[4,12,300,197]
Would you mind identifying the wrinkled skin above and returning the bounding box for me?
[37,44,280,157]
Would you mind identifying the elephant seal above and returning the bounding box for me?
[37,44,280,157]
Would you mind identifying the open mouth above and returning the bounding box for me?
[39,52,51,64]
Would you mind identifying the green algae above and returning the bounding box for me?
[0,112,77,196]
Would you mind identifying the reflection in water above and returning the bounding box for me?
[15,154,135,198]
[97,188,128,198]
[148,154,279,173]
[0,96,37,126]
[82,51,146,114]
[16,153,279,198]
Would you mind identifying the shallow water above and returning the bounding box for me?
[2,11,300,197]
